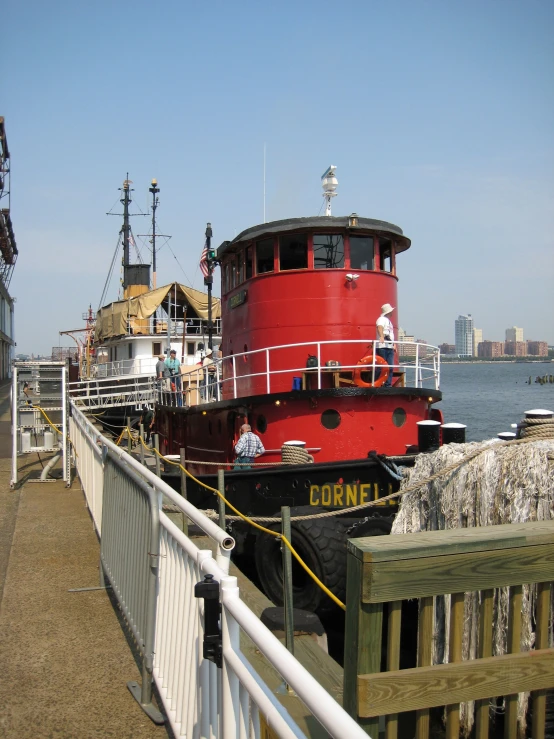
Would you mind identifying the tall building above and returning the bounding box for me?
[506,326,523,343]
[527,341,548,357]
[504,341,527,357]
[455,314,473,356]
[398,327,416,357]
[472,328,482,357]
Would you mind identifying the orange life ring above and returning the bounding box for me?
[353,354,390,388]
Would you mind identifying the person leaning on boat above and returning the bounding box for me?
[376,303,395,387]
[155,354,167,383]
[233,424,265,470]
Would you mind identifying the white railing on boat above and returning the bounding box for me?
[68,374,156,411]
[122,315,222,338]
[157,339,440,407]
[69,400,369,739]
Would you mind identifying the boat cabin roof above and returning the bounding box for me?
[217,215,410,257]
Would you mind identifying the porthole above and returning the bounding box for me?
[321,409,341,430]
[392,407,407,427]
[256,415,267,433]
[292,480,298,489]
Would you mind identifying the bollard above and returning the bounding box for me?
[441,422,466,444]
[139,424,145,466]
[525,408,553,420]
[180,448,188,536]
[417,420,441,453]
[498,432,517,441]
[217,468,226,530]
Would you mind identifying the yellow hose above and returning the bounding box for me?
[141,436,346,610]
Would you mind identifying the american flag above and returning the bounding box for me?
[200,240,210,278]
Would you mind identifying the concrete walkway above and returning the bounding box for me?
[0,381,171,738]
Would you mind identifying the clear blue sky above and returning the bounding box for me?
[4,0,553,354]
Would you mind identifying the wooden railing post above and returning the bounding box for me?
[344,541,382,737]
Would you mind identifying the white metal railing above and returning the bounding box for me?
[69,400,369,739]
[68,374,156,410]
[121,315,222,338]
[154,339,440,408]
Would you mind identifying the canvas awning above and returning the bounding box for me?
[94,282,221,343]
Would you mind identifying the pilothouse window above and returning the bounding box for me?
[279,234,307,271]
[379,238,392,272]
[256,238,274,274]
[350,235,374,270]
[313,234,344,269]
[245,247,253,279]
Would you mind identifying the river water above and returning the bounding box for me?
[433,361,554,441]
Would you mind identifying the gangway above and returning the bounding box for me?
[68,373,156,411]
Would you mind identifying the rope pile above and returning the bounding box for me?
[281,444,314,465]
[517,416,554,439]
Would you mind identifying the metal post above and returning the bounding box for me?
[153,434,161,477]
[218,468,226,530]
[126,417,132,453]
[180,447,188,536]
[205,222,214,350]
[62,363,69,484]
[139,423,145,465]
[281,506,295,659]
[10,365,18,487]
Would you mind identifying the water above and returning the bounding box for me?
[434,362,554,441]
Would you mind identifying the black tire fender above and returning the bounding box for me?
[255,506,351,614]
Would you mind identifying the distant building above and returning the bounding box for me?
[527,341,548,357]
[472,328,483,357]
[439,343,456,355]
[455,314,473,356]
[504,341,527,357]
[0,117,17,380]
[398,328,416,357]
[478,341,504,358]
[506,326,524,343]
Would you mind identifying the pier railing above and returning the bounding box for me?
[70,401,367,738]
[343,522,554,739]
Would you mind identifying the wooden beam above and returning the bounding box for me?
[361,543,554,602]
[349,521,554,563]
[357,648,554,717]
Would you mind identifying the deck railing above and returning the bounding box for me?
[343,521,554,739]
[155,339,440,407]
[69,401,368,738]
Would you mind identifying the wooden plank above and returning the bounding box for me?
[532,581,552,739]
[415,596,433,739]
[361,543,554,602]
[475,589,494,739]
[349,520,554,563]
[445,593,464,738]
[385,600,401,739]
[357,648,554,718]
[344,551,383,736]
[504,585,522,739]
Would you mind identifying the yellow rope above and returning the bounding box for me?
[32,405,78,458]
[139,436,346,610]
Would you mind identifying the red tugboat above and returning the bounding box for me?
[155,168,443,611]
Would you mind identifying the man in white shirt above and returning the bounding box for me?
[376,303,395,387]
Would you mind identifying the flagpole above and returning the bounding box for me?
[205,223,214,350]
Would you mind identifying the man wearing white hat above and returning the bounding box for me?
[376,303,395,387]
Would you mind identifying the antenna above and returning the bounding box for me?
[321,165,338,216]
[263,143,266,223]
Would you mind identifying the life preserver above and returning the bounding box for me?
[353,354,390,388]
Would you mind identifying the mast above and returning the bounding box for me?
[149,178,160,289]
[121,176,132,285]
[205,222,214,350]
[321,165,338,217]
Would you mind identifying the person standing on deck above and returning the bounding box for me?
[165,349,182,406]
[233,424,265,470]
[375,303,395,387]
[155,354,166,382]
